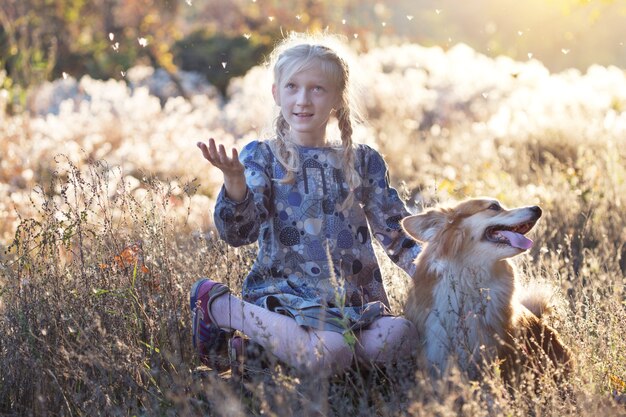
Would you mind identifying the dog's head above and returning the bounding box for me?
[401,198,542,262]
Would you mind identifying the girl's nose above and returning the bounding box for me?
[296,89,311,106]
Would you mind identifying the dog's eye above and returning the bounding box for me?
[488,203,501,211]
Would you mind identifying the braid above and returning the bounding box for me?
[337,105,361,210]
[273,113,299,184]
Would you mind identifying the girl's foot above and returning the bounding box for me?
[190,278,230,366]
[229,335,269,378]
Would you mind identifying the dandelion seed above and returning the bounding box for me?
[528,52,533,59]
[41,329,48,336]
[381,21,387,27]
[518,30,523,36]
[353,33,359,39]
[342,19,346,24]
[561,48,570,54]
[268,16,274,21]
[138,37,148,47]
[112,42,119,51]
[435,9,442,14]
[185,0,192,5]
[406,15,414,21]
[222,62,227,69]
[296,15,301,20]
[109,33,114,41]
[121,71,126,77]
[482,93,489,98]
[62,72,68,79]
[243,33,251,39]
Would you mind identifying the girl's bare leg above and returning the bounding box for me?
[209,293,354,374]
[354,316,418,365]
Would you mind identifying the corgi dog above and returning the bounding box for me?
[401,198,572,382]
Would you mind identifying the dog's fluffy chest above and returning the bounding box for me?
[423,261,514,373]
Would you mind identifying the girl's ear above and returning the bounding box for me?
[272,84,280,106]
[401,210,447,243]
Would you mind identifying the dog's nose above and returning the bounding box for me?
[530,206,542,217]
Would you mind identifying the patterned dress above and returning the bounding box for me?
[214,140,421,333]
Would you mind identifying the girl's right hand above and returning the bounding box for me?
[197,138,247,202]
[197,138,244,177]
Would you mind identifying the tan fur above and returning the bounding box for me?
[402,198,572,383]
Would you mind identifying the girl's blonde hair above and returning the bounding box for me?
[267,32,364,209]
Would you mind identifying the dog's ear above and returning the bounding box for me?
[401,210,447,243]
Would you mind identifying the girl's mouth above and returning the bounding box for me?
[294,113,313,118]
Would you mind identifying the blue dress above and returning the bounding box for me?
[214,140,421,333]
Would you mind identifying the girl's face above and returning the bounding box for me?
[272,59,340,147]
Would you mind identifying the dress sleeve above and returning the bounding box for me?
[213,140,272,247]
[360,146,421,277]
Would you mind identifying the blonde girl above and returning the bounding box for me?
[192,33,421,374]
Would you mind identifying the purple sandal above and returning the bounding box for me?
[190,278,230,366]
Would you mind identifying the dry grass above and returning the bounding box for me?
[1,41,626,416]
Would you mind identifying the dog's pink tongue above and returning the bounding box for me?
[500,230,533,250]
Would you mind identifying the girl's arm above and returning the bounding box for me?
[197,139,247,202]
[200,140,272,247]
[361,147,421,277]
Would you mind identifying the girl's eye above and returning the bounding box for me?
[313,86,324,92]
[285,83,296,89]
[488,203,501,211]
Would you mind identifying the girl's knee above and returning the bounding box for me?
[356,316,419,363]
[392,317,418,340]
[375,316,417,341]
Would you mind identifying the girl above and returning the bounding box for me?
[192,33,421,375]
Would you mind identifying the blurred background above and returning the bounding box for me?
[1,0,625,111]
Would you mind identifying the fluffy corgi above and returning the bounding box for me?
[401,198,572,382]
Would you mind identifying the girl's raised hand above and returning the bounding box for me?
[197,138,244,177]
[197,138,247,202]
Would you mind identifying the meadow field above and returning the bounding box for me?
[1,40,626,416]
